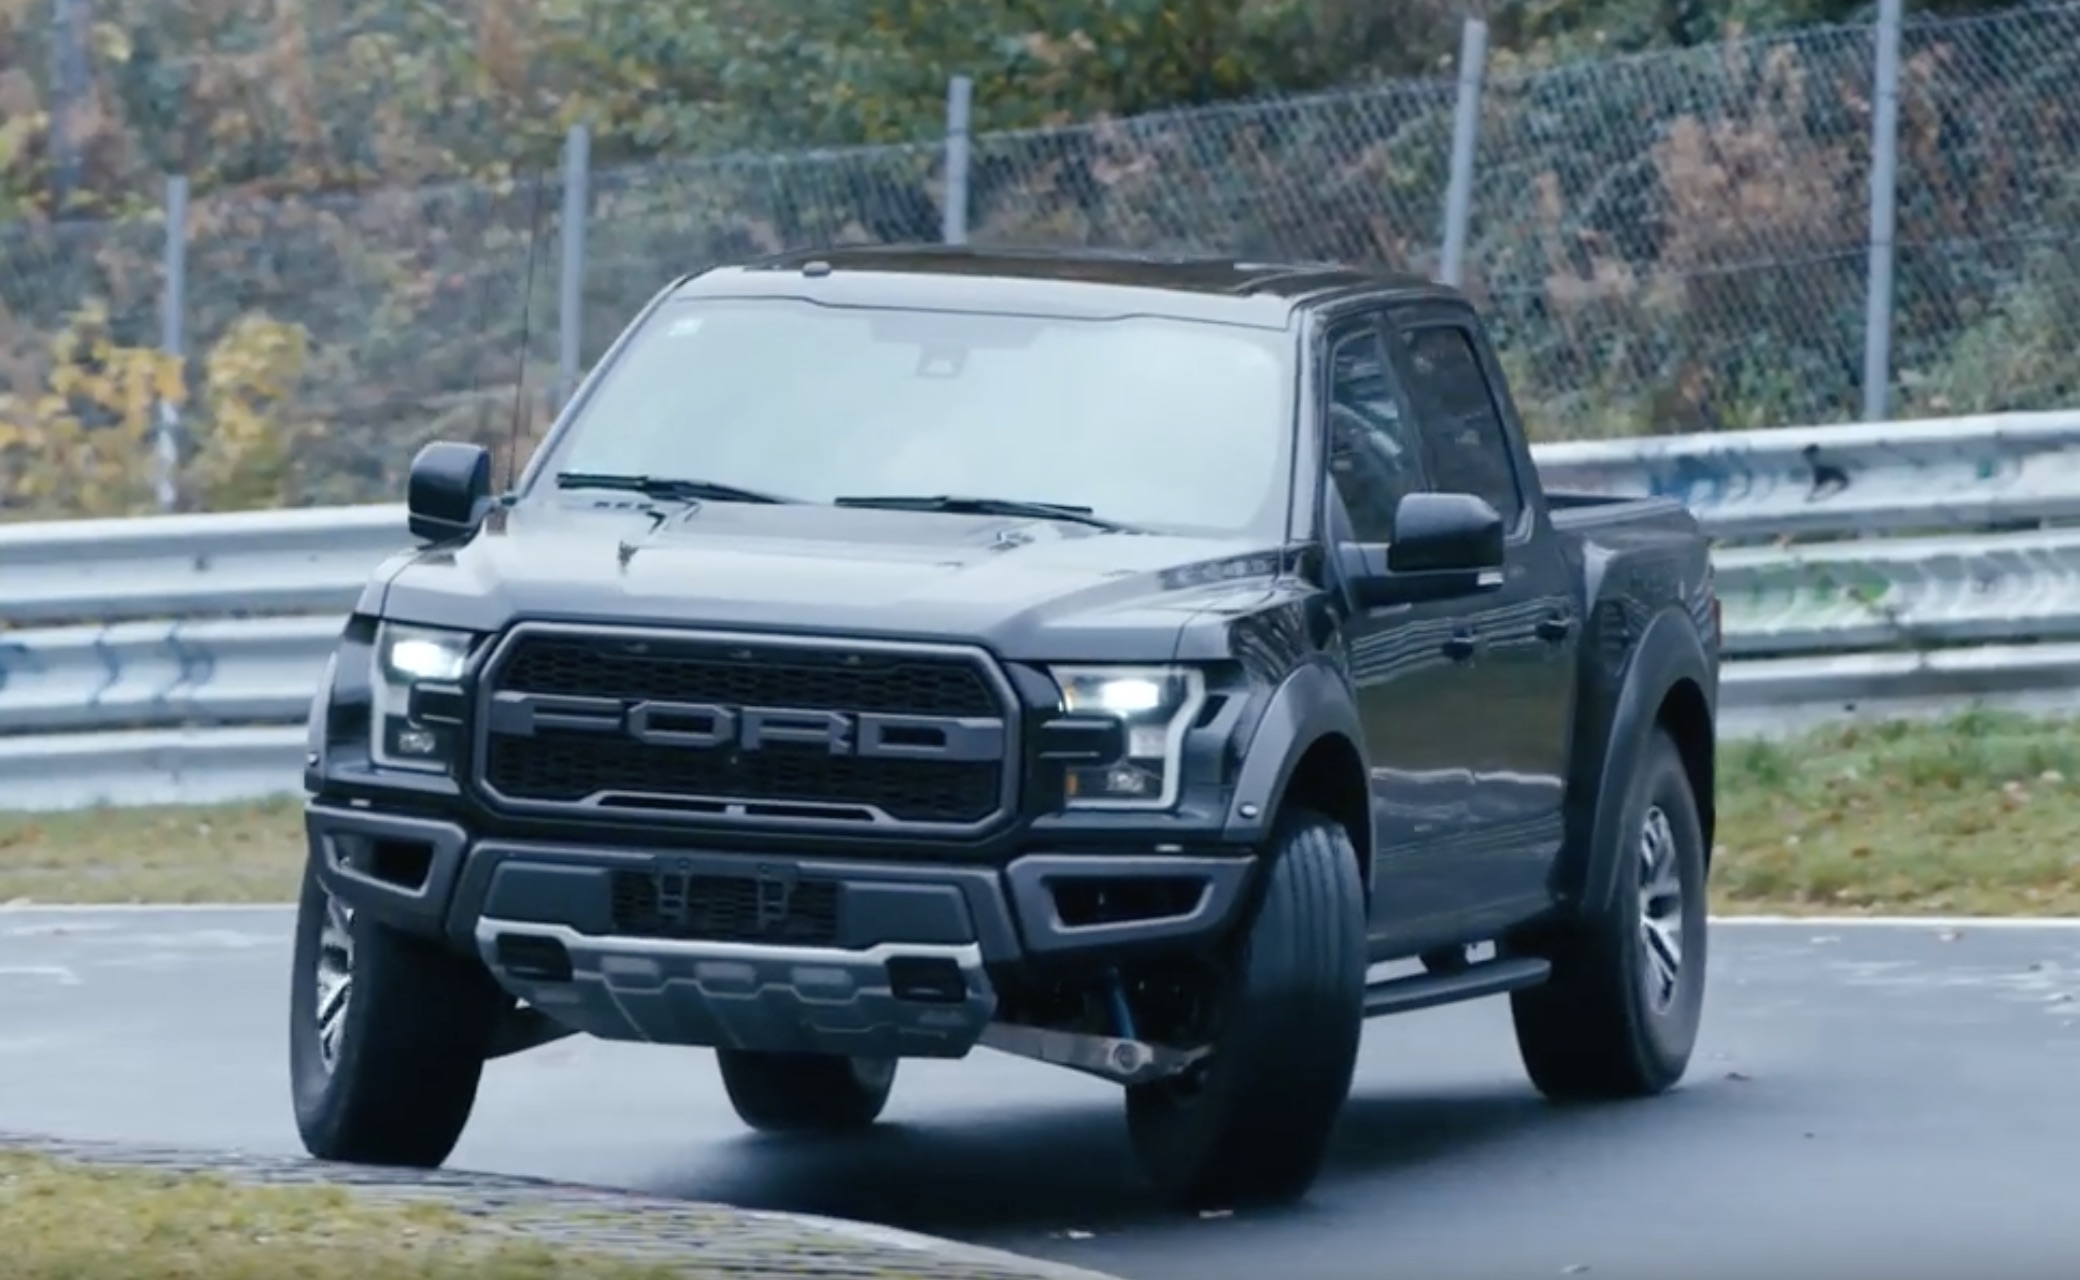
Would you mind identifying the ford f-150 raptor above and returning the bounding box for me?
[291,245,1720,1209]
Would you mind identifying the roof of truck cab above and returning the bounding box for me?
[670,244,1459,329]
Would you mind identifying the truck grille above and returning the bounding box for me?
[608,869,841,945]
[475,627,1012,828]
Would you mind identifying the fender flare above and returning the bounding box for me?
[1221,661,1370,860]
[1563,605,1716,915]
[302,650,338,793]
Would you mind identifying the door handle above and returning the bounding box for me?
[1442,628,1477,662]
[1536,611,1575,643]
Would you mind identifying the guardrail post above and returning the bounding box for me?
[555,123,591,415]
[1438,17,1489,288]
[942,75,974,246]
[156,173,188,513]
[1860,0,1904,423]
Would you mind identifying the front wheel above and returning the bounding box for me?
[716,1050,897,1133]
[1509,726,1709,1099]
[1125,807,1366,1210]
[288,861,507,1166]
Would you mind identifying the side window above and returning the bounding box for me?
[1324,325,1427,543]
[1399,323,1524,526]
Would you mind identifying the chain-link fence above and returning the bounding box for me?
[1,2,2076,517]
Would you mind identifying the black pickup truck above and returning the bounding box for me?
[291,246,1720,1209]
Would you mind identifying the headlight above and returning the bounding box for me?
[371,622,473,772]
[1049,665,1207,810]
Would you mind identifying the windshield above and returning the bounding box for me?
[529,297,1297,536]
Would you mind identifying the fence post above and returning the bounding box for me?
[48,0,90,212]
[555,123,591,415]
[1860,0,1904,423]
[1438,17,1489,288]
[156,174,188,513]
[942,75,974,246]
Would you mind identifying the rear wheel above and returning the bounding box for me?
[1510,727,1709,1099]
[716,1050,897,1133]
[288,860,507,1166]
[1124,807,1366,1209]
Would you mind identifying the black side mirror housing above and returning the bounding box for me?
[1339,491,1506,609]
[1386,491,1507,574]
[406,441,495,544]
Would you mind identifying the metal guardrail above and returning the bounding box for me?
[1715,527,2080,656]
[0,725,309,812]
[0,616,335,734]
[1715,642,2080,741]
[1535,409,2080,541]
[0,503,400,624]
[4,410,2079,810]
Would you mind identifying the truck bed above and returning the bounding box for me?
[1545,490,1696,533]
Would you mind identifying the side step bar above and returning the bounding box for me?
[1362,956,1552,1019]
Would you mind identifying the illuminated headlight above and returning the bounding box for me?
[371,623,473,771]
[1049,665,1207,810]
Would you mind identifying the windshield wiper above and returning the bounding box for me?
[554,472,797,505]
[832,493,1142,533]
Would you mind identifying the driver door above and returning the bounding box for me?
[1390,304,1578,911]
[1318,314,1486,948]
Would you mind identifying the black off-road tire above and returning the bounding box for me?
[1124,807,1366,1209]
[1509,727,1709,1099]
[716,1051,898,1133]
[288,859,507,1166]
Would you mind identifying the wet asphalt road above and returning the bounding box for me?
[4,907,2079,1280]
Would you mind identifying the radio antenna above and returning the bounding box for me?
[505,164,552,494]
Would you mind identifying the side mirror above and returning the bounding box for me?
[1339,491,1506,609]
[1386,491,1506,575]
[407,441,495,544]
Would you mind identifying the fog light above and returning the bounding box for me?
[394,725,439,757]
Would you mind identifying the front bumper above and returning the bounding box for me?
[306,803,1255,1060]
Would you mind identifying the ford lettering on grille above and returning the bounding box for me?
[485,693,1006,761]
[474,629,1015,828]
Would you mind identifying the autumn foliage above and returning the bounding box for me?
[0,0,2073,520]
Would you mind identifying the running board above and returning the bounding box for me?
[1362,956,1552,1018]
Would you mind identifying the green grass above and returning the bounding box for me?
[2,710,2077,914]
[0,1152,681,1280]
[0,793,308,904]
[1713,708,2080,915]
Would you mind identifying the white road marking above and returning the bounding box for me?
[0,965,81,984]
[0,903,288,914]
[1720,915,2080,929]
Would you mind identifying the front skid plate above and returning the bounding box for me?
[476,920,997,1059]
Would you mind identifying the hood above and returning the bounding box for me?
[375,497,1287,663]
